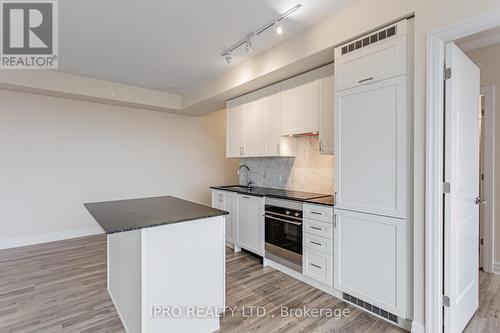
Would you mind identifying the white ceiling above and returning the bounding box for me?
[59,0,354,94]
[456,26,500,52]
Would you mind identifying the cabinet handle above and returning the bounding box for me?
[310,263,322,269]
[319,140,323,152]
[358,77,374,84]
[310,241,322,246]
[310,226,322,231]
[311,211,322,215]
[242,196,251,199]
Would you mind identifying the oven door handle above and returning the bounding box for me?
[264,211,302,221]
[264,215,302,226]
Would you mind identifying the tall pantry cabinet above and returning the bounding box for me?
[333,19,413,320]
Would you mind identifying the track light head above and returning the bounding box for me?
[225,53,232,64]
[275,21,283,35]
[245,40,253,54]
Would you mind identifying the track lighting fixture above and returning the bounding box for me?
[221,3,302,64]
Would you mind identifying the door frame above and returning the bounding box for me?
[425,8,500,333]
[480,85,496,273]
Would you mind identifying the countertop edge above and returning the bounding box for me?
[210,186,335,207]
[104,212,229,235]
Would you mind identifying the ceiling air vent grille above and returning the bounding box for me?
[342,293,398,323]
[341,25,397,55]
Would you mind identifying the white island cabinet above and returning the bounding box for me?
[85,196,227,333]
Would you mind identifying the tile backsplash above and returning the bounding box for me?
[239,136,334,195]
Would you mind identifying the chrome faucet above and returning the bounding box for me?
[237,164,253,188]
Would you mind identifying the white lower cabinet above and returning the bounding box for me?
[303,247,333,286]
[211,190,235,244]
[333,209,406,318]
[302,204,334,288]
[235,194,264,256]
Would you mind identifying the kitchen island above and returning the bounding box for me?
[85,196,228,333]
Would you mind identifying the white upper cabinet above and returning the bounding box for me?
[226,96,245,158]
[263,84,282,156]
[226,65,333,158]
[244,89,267,157]
[335,75,407,218]
[319,65,334,155]
[281,69,320,136]
[335,22,407,92]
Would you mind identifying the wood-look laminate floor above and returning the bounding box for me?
[0,235,495,333]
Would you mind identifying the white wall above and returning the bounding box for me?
[466,43,500,262]
[0,90,238,244]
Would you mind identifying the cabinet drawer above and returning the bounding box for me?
[304,219,333,239]
[335,35,406,91]
[304,204,333,223]
[303,247,333,286]
[304,233,333,255]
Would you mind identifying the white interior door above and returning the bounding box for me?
[444,42,480,333]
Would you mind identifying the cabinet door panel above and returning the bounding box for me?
[244,90,266,156]
[263,84,281,156]
[226,97,245,158]
[281,70,320,135]
[236,195,263,255]
[335,76,406,218]
[334,209,406,317]
[319,69,334,155]
[303,247,333,286]
[335,35,406,91]
[211,190,234,243]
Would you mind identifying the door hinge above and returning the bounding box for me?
[443,182,451,194]
[443,295,450,307]
[444,68,452,80]
[481,238,484,245]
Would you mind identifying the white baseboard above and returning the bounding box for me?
[0,226,104,250]
[411,321,425,333]
[493,262,500,275]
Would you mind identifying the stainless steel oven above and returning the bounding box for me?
[264,198,303,272]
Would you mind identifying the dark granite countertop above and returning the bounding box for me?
[210,185,332,204]
[84,196,228,234]
[305,195,335,207]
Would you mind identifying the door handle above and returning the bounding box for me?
[475,196,481,205]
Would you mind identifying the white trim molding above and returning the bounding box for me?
[0,226,104,250]
[411,321,425,333]
[493,262,500,275]
[480,85,496,274]
[425,7,500,333]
